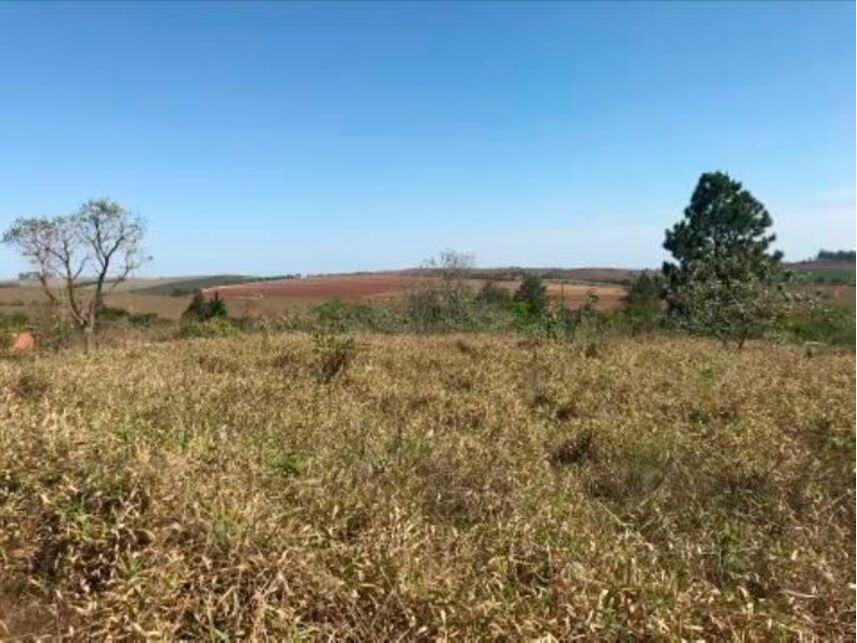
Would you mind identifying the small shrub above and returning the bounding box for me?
[476,281,511,306]
[182,290,228,323]
[180,317,237,338]
[312,299,404,333]
[312,332,356,382]
[622,271,665,333]
[404,250,477,332]
[97,305,160,328]
[780,296,855,346]
[513,275,547,315]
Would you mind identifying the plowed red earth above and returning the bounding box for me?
[204,273,416,301]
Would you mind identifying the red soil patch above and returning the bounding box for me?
[205,273,415,302]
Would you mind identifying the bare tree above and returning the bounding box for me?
[3,199,149,350]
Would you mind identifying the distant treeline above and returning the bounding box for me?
[403,266,638,285]
[816,249,856,262]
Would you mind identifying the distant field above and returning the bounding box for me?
[130,275,264,296]
[206,272,417,301]
[0,284,193,321]
[205,272,628,314]
[2,262,852,322]
[2,273,628,322]
[784,260,856,285]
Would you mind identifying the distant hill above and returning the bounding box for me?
[130,275,263,296]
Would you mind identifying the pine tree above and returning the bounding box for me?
[662,171,784,347]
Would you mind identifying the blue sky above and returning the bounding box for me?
[0,2,853,276]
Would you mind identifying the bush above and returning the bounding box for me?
[622,271,665,333]
[476,281,511,306]
[180,317,237,338]
[513,275,547,315]
[780,297,855,346]
[312,332,356,382]
[182,290,228,322]
[313,299,405,333]
[97,305,160,328]
[404,251,477,332]
[0,311,28,330]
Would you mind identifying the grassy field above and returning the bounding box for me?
[0,333,853,639]
[785,260,855,286]
[0,284,193,322]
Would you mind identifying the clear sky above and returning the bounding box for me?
[0,1,853,276]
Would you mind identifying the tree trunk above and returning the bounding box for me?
[83,326,94,353]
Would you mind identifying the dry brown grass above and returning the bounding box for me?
[0,284,193,321]
[0,333,853,639]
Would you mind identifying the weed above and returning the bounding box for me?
[312,332,356,382]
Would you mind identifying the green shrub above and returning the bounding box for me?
[780,297,855,346]
[621,271,665,333]
[312,299,405,333]
[97,305,161,328]
[182,290,228,322]
[0,311,29,330]
[513,275,547,315]
[180,317,237,338]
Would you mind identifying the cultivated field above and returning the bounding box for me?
[0,273,630,322]
[0,333,852,638]
[205,273,628,315]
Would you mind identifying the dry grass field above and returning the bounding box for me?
[0,333,853,639]
[0,284,193,322]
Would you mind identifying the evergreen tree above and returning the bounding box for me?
[663,171,784,347]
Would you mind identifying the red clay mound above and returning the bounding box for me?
[11,331,35,353]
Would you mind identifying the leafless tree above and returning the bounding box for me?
[3,199,149,350]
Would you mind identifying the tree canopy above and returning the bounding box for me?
[662,171,784,347]
[3,199,148,348]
